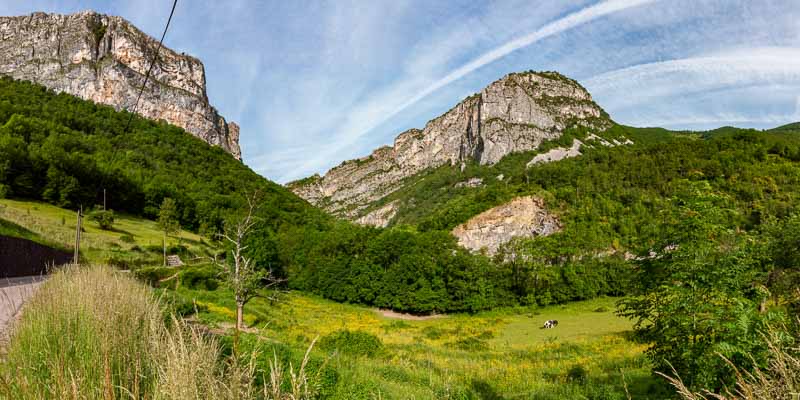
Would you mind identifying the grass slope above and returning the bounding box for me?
[0,198,216,265]
[0,76,322,233]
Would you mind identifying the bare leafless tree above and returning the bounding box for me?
[212,190,283,351]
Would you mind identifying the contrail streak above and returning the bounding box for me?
[290,0,659,181]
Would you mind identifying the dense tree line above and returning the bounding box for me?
[619,181,799,391]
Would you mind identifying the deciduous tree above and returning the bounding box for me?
[214,191,282,352]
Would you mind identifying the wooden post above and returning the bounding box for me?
[74,210,79,264]
[74,206,82,265]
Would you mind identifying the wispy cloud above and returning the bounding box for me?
[584,47,800,108]
[795,96,800,120]
[584,47,800,128]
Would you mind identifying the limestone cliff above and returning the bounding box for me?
[0,11,241,159]
[288,71,610,219]
[451,196,560,255]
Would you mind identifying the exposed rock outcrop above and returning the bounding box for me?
[528,139,585,166]
[451,196,560,255]
[525,134,633,167]
[454,177,484,189]
[0,11,241,159]
[356,201,399,228]
[288,71,610,218]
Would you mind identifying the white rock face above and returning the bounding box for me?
[527,139,584,166]
[355,201,399,228]
[0,11,241,159]
[288,71,610,218]
[525,135,633,167]
[454,177,484,189]
[451,196,561,255]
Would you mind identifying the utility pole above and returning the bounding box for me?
[103,189,106,211]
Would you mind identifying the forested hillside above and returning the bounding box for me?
[288,123,800,309]
[0,76,315,233]
[285,120,800,390]
[367,124,800,234]
[4,76,800,319]
[0,77,497,312]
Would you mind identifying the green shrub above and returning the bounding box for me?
[167,244,189,254]
[119,234,135,243]
[134,266,178,287]
[160,291,206,317]
[179,266,220,290]
[567,364,588,383]
[449,336,488,352]
[144,244,162,253]
[105,254,151,270]
[422,326,446,340]
[319,330,383,357]
[88,209,114,230]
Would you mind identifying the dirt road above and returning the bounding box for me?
[0,276,45,341]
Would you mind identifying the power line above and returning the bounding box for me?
[123,0,179,133]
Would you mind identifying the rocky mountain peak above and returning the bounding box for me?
[288,71,610,220]
[0,10,241,159]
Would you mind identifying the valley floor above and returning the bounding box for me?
[178,288,665,399]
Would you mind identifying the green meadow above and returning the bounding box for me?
[174,284,664,399]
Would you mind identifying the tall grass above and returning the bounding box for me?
[0,265,317,399]
[0,266,241,400]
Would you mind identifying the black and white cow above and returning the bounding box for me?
[543,319,559,329]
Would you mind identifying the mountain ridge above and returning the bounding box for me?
[0,10,241,159]
[288,70,611,220]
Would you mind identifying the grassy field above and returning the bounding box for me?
[0,199,216,266]
[176,286,666,399]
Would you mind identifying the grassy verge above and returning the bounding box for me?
[0,265,254,399]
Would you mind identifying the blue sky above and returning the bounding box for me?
[3,1,800,183]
